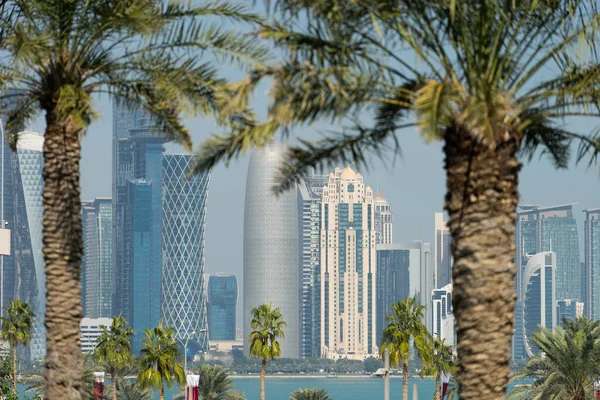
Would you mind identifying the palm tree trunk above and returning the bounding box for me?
[402,361,409,400]
[111,366,117,400]
[260,358,267,400]
[434,373,441,400]
[159,384,165,400]
[443,127,521,400]
[42,112,84,400]
[12,342,17,393]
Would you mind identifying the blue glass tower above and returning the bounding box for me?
[207,274,237,341]
[161,155,209,354]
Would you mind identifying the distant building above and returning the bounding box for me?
[434,213,452,289]
[374,193,393,245]
[206,340,243,365]
[243,142,299,358]
[584,209,600,319]
[81,318,113,353]
[320,167,377,360]
[207,274,237,341]
[161,155,210,353]
[522,252,556,358]
[432,284,455,347]
[82,198,113,318]
[297,174,328,358]
[556,299,584,326]
[376,245,420,342]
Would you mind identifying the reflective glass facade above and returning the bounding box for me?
[162,155,209,353]
[207,274,237,341]
[434,213,452,289]
[584,209,600,319]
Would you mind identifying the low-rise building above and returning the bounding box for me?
[81,317,113,353]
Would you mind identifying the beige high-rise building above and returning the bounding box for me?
[320,167,377,360]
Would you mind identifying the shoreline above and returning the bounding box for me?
[232,375,431,380]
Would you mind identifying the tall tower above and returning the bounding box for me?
[161,155,210,354]
[374,192,393,244]
[432,283,455,347]
[298,175,328,358]
[320,167,377,360]
[207,274,238,341]
[243,142,299,359]
[434,213,452,289]
[584,208,600,319]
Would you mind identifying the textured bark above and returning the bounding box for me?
[434,374,440,400]
[444,127,521,400]
[12,342,17,393]
[111,367,117,400]
[159,385,164,400]
[43,112,84,399]
[402,361,409,400]
[260,359,267,400]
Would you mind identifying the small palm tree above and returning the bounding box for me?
[420,338,456,400]
[380,296,429,400]
[290,388,332,400]
[509,319,600,400]
[137,322,185,400]
[94,316,135,400]
[0,299,33,394]
[249,303,287,400]
[108,379,152,400]
[174,365,244,400]
[0,1,265,397]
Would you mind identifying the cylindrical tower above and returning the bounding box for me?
[244,142,299,358]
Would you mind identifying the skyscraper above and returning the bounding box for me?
[16,131,46,361]
[516,204,580,302]
[556,299,584,326]
[82,198,113,318]
[320,167,377,360]
[207,274,237,341]
[584,208,600,319]
[243,142,299,359]
[297,174,328,358]
[374,192,393,245]
[162,155,209,353]
[434,213,452,288]
[376,245,420,342]
[522,252,556,357]
[432,283,455,347]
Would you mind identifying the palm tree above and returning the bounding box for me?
[94,316,135,400]
[249,303,287,400]
[420,338,457,400]
[195,1,600,398]
[137,322,185,400]
[380,296,429,400]
[173,365,245,400]
[0,299,33,394]
[509,320,600,400]
[27,353,97,400]
[0,1,265,397]
[108,379,152,400]
[290,388,332,400]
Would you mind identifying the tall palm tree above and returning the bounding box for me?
[137,322,185,400]
[420,338,457,400]
[380,296,429,400]
[94,316,135,400]
[249,303,287,400]
[0,1,266,397]
[0,299,33,394]
[174,365,245,400]
[195,1,600,398]
[509,320,600,400]
[290,388,332,400]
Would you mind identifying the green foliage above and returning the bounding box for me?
[94,316,135,377]
[420,337,456,379]
[137,322,185,395]
[290,388,332,400]
[26,354,97,400]
[0,356,17,400]
[1,299,33,348]
[380,296,429,368]
[248,303,287,362]
[362,357,382,373]
[107,378,152,400]
[195,0,600,194]
[509,317,600,400]
[173,365,245,400]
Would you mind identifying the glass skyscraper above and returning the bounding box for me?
[584,208,600,319]
[82,198,113,318]
[207,274,237,341]
[243,142,299,359]
[434,213,452,289]
[162,155,209,353]
[374,192,393,245]
[297,175,328,358]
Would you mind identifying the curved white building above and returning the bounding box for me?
[243,142,299,358]
[522,252,556,357]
